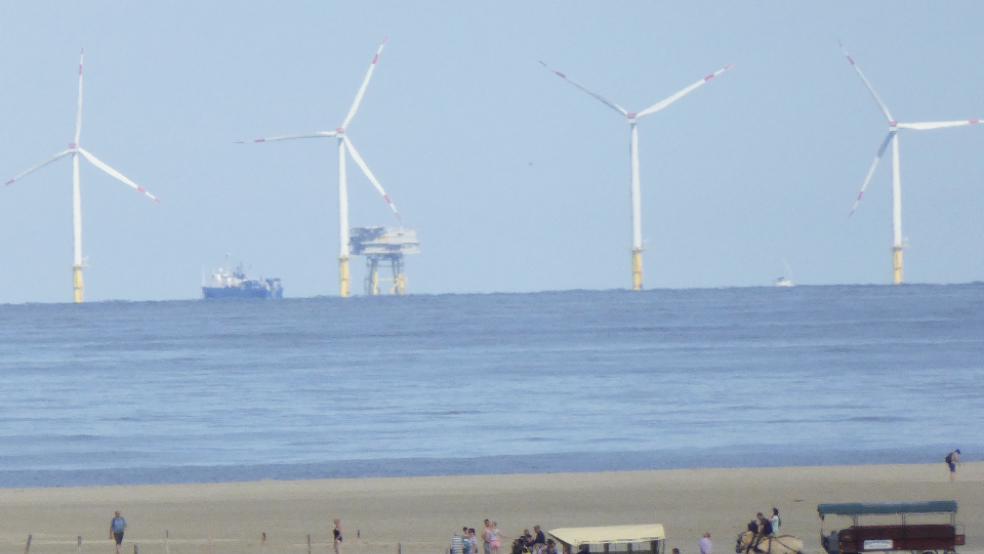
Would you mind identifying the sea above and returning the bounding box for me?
[0,284,981,488]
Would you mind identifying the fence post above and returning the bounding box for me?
[397,542,403,554]
[77,535,82,554]
[133,544,140,554]
[307,534,313,554]
[164,530,170,554]
[23,534,32,554]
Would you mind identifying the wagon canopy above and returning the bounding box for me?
[817,501,958,517]
[548,525,666,547]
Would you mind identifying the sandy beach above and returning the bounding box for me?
[1,463,980,554]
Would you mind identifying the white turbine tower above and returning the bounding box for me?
[842,44,983,285]
[540,60,732,290]
[239,39,400,298]
[4,50,160,304]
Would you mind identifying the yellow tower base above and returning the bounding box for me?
[631,250,644,291]
[339,257,351,298]
[394,274,407,296]
[72,265,85,304]
[892,247,904,285]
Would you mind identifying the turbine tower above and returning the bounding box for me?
[4,50,160,303]
[540,60,732,290]
[239,39,401,298]
[842,44,983,284]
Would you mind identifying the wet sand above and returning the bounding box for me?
[0,463,979,554]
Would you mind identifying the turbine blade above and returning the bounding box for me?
[342,136,401,222]
[4,150,74,186]
[538,60,628,116]
[839,42,895,123]
[850,132,895,217]
[235,131,337,144]
[636,64,734,119]
[75,49,84,146]
[897,119,983,131]
[340,39,388,131]
[77,147,160,203]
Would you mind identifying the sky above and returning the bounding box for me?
[1,2,983,302]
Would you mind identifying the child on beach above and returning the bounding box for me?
[333,518,343,554]
[469,528,480,554]
[490,521,502,554]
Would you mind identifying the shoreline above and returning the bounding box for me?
[0,444,966,489]
[1,463,980,554]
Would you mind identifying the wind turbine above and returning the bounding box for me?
[4,50,160,304]
[841,43,983,284]
[539,60,732,290]
[239,39,400,298]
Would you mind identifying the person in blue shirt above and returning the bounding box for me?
[109,511,127,554]
[946,449,961,481]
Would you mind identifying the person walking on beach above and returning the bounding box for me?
[109,511,127,554]
[483,519,493,554]
[490,521,502,554]
[471,528,481,554]
[452,527,467,554]
[946,449,961,481]
[333,518,343,554]
[699,532,712,554]
[770,508,781,536]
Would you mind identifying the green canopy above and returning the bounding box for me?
[818,501,958,517]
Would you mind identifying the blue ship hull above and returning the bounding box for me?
[202,286,283,299]
[202,280,283,299]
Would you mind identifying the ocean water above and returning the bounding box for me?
[0,285,981,488]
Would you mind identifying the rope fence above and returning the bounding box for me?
[8,532,425,554]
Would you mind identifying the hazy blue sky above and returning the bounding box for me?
[1,2,983,302]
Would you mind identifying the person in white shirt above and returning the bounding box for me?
[699,532,713,554]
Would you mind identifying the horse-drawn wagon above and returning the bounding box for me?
[818,501,965,554]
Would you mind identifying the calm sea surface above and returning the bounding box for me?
[0,285,981,487]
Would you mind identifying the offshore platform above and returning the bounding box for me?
[349,227,420,295]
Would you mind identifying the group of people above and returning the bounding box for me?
[452,521,559,554]
[451,519,503,554]
[748,507,782,545]
[747,508,781,538]
[515,525,559,554]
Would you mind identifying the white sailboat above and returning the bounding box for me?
[775,260,795,288]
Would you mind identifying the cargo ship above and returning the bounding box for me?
[201,263,283,299]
